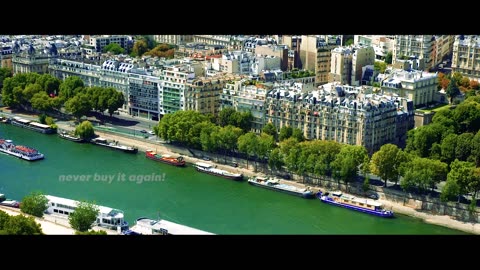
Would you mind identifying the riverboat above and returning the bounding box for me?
[145,150,185,167]
[316,191,394,218]
[194,162,243,181]
[44,195,129,231]
[0,139,45,161]
[247,176,314,198]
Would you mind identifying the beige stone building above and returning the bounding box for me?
[153,35,193,45]
[220,78,273,133]
[451,35,480,81]
[354,35,395,61]
[264,82,414,153]
[185,74,244,116]
[378,68,437,108]
[329,45,375,86]
[12,44,54,75]
[393,35,453,71]
[299,35,340,86]
[254,44,289,71]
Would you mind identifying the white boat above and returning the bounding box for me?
[316,191,394,218]
[0,138,45,161]
[0,194,20,208]
[10,116,56,134]
[90,137,138,153]
[247,176,314,198]
[44,195,129,231]
[194,162,243,181]
[128,217,214,235]
[58,130,84,142]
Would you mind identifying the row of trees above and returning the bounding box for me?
[130,36,175,59]
[1,73,125,120]
[0,210,43,235]
[20,191,104,234]
[155,101,480,207]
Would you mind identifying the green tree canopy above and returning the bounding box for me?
[385,51,393,64]
[68,200,100,232]
[103,43,125,55]
[20,191,48,218]
[75,120,95,140]
[370,144,407,187]
[64,93,92,121]
[3,214,43,235]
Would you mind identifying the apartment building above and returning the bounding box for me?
[0,44,13,68]
[220,79,274,133]
[392,35,452,71]
[378,68,437,107]
[128,71,161,120]
[185,74,243,116]
[254,44,289,71]
[12,43,56,75]
[354,35,395,61]
[329,47,352,85]
[158,64,198,115]
[264,82,414,153]
[299,35,341,86]
[329,45,375,86]
[85,35,130,53]
[153,35,193,45]
[451,35,480,81]
[279,35,302,70]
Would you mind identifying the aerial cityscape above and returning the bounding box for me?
[0,34,479,235]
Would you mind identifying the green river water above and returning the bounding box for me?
[0,123,470,235]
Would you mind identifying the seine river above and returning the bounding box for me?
[0,123,469,234]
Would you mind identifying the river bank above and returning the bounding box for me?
[0,205,119,235]
[80,127,480,234]
[2,109,479,235]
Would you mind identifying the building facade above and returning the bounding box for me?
[378,68,437,108]
[451,35,480,81]
[264,82,414,153]
[153,35,193,45]
[299,35,341,86]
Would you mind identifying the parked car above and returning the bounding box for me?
[148,131,155,135]
[140,130,147,134]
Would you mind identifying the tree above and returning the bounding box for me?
[59,76,84,101]
[64,93,92,121]
[103,43,125,55]
[3,214,43,235]
[279,126,293,141]
[20,191,48,218]
[0,67,13,89]
[400,157,448,194]
[445,159,475,202]
[262,122,277,140]
[131,39,149,57]
[68,200,100,232]
[237,132,258,170]
[0,210,10,230]
[31,92,53,112]
[370,144,407,187]
[107,90,125,117]
[471,130,480,167]
[291,128,304,142]
[385,51,393,64]
[446,78,460,104]
[217,107,235,127]
[75,120,95,140]
[374,61,387,73]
